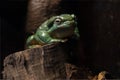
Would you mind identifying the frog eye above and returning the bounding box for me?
[54,18,62,24]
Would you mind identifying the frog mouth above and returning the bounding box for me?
[55,23,75,31]
[50,26,75,38]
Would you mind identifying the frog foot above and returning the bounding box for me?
[50,39,68,43]
[61,39,68,42]
[27,45,42,49]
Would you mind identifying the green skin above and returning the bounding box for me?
[26,14,80,48]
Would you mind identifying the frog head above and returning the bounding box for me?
[48,14,77,39]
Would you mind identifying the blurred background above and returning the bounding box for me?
[1,0,120,78]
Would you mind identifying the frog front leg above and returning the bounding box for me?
[72,27,80,40]
[26,35,43,48]
[74,27,80,38]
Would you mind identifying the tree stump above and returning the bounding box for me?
[2,43,90,80]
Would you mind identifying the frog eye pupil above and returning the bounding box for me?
[56,20,60,22]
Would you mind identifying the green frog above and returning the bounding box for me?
[26,14,80,48]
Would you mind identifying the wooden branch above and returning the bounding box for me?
[2,43,113,80]
[2,43,91,80]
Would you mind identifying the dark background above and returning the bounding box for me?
[1,0,120,78]
[0,0,28,78]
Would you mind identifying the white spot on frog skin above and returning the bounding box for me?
[60,16,64,20]
[39,27,42,29]
[71,14,75,18]
[31,35,34,38]
[42,33,45,36]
